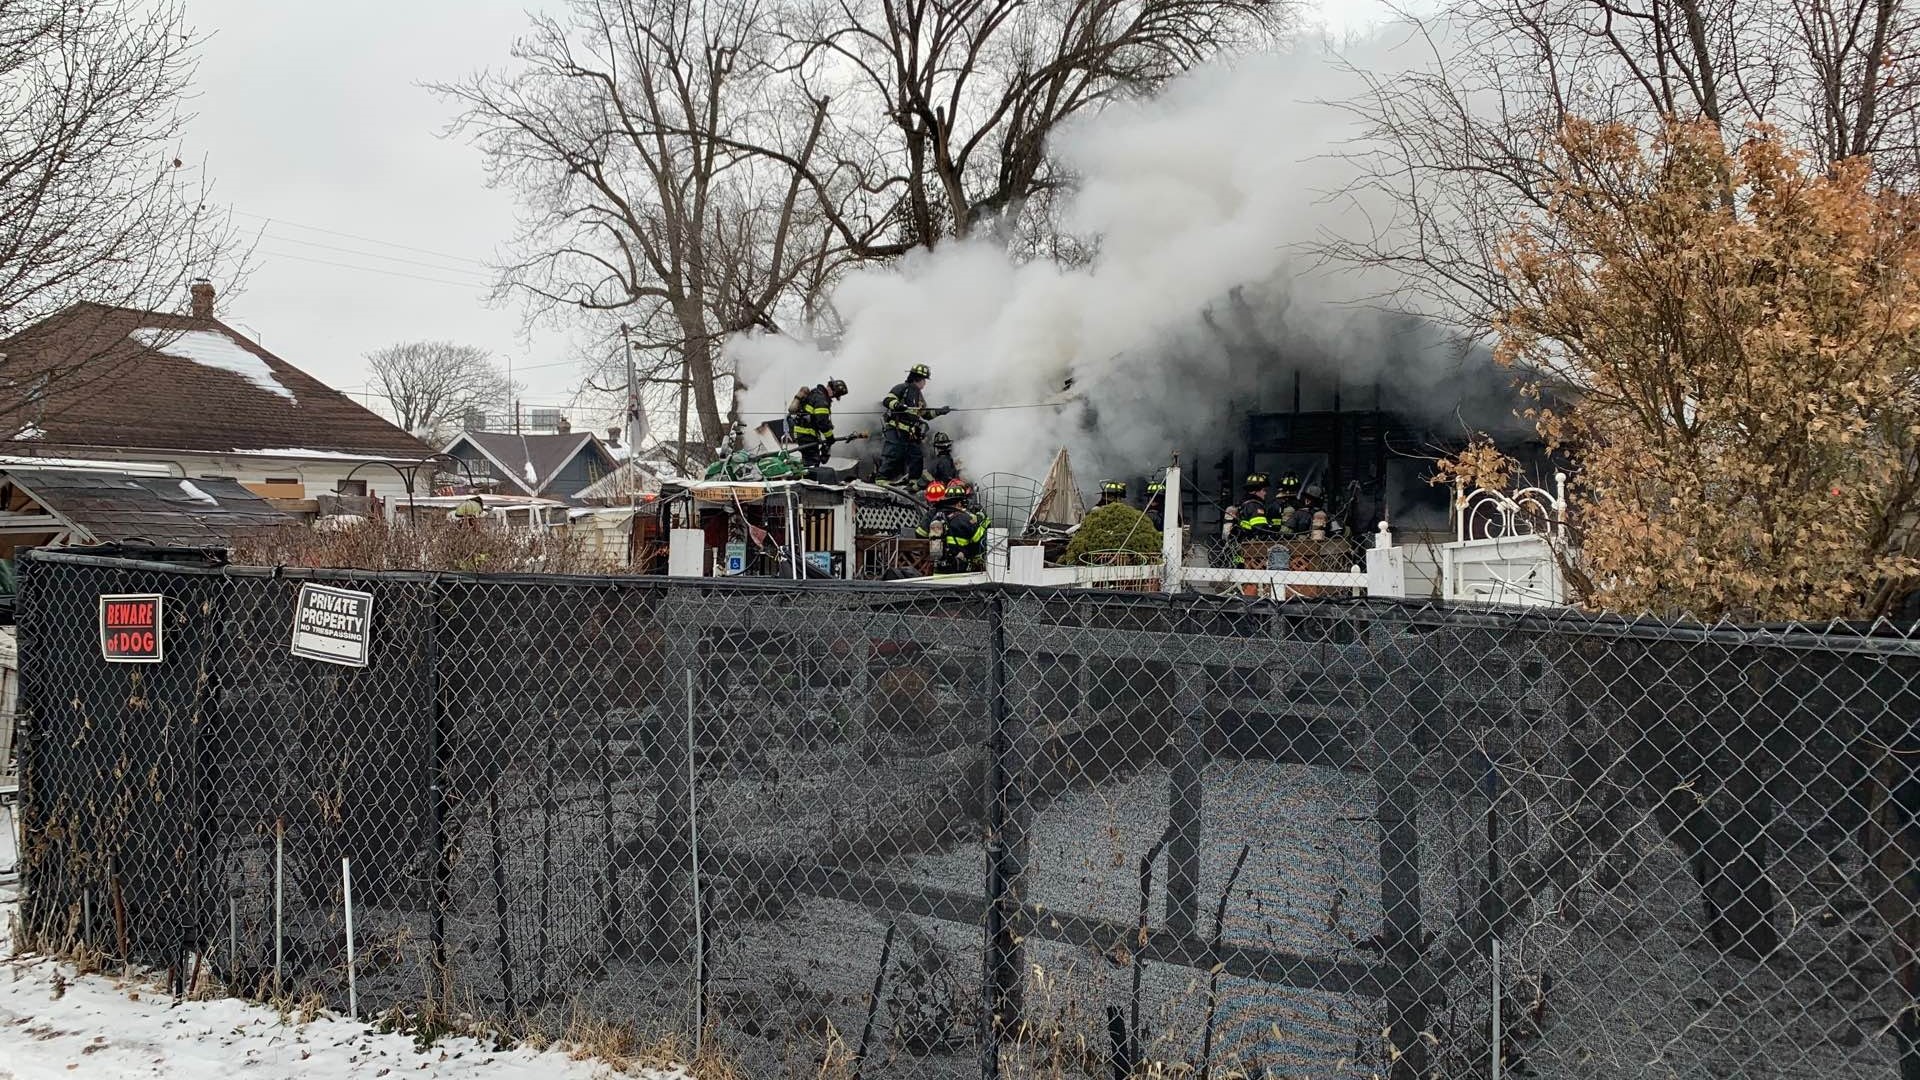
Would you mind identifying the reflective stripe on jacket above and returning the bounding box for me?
[789,386,835,440]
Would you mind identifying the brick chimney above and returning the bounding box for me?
[606,425,622,448]
[556,415,571,434]
[189,279,215,319]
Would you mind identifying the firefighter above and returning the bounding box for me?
[916,480,957,546]
[1294,482,1340,537]
[1232,473,1274,537]
[1143,479,1167,529]
[936,480,990,572]
[1225,472,1275,573]
[787,378,849,467]
[1270,472,1303,535]
[1095,479,1128,508]
[923,431,961,486]
[878,364,950,484]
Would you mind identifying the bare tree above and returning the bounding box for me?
[443,0,1286,453]
[0,0,245,419]
[367,341,513,445]
[436,0,832,453]
[1332,0,1920,330]
[775,0,1287,256]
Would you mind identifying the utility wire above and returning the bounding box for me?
[260,249,492,289]
[260,230,496,277]
[236,208,493,268]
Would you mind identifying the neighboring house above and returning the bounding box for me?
[0,469,292,562]
[440,430,620,503]
[0,283,434,508]
[573,459,666,504]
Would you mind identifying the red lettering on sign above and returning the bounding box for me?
[100,594,163,662]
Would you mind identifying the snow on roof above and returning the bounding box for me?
[129,328,297,402]
[226,447,423,462]
[176,479,218,506]
[0,454,173,476]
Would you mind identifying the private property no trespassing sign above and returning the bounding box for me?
[290,583,374,667]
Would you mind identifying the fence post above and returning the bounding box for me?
[1376,626,1429,1080]
[980,589,1021,1078]
[1165,699,1205,939]
[646,600,694,965]
[423,574,452,1008]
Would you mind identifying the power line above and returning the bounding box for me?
[259,249,493,289]
[235,208,494,268]
[260,230,498,277]
[736,401,1072,418]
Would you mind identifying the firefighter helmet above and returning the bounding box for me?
[924,481,948,503]
[1245,472,1270,490]
[1100,479,1126,495]
[908,363,932,380]
[1146,480,1165,494]
[944,479,972,500]
[1302,483,1324,501]
[1277,472,1301,492]
[827,378,848,397]
[932,431,953,448]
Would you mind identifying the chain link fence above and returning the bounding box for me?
[12,546,1920,1079]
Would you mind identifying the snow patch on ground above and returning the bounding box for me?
[1,904,684,1080]
[129,328,297,402]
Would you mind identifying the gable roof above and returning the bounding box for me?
[573,459,665,503]
[443,431,617,498]
[0,303,432,460]
[1,468,293,547]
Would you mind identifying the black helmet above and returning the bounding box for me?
[944,478,972,500]
[909,363,931,380]
[932,431,953,448]
[1277,472,1301,492]
[1100,479,1126,495]
[1302,483,1324,501]
[1245,472,1270,490]
[1146,480,1165,494]
[827,378,848,397]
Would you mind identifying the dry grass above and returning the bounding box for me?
[230,516,633,574]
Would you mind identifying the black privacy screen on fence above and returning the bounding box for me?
[15,547,1920,1079]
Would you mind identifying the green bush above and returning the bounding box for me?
[1062,503,1163,565]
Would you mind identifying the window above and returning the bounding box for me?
[336,479,368,497]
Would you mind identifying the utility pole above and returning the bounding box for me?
[676,356,692,477]
[623,323,640,567]
[622,323,639,446]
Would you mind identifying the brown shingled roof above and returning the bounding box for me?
[0,303,432,460]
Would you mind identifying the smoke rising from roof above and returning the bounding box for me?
[732,27,1499,484]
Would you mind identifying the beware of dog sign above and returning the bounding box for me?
[99,594,163,663]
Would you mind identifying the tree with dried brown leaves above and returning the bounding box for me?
[1336,0,1920,332]
[1491,119,1920,620]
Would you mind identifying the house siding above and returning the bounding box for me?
[34,450,429,504]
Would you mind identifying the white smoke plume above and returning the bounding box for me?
[731,28,1460,484]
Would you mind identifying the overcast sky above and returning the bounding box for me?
[181,0,1405,441]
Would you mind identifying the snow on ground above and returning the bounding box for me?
[1,902,686,1080]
